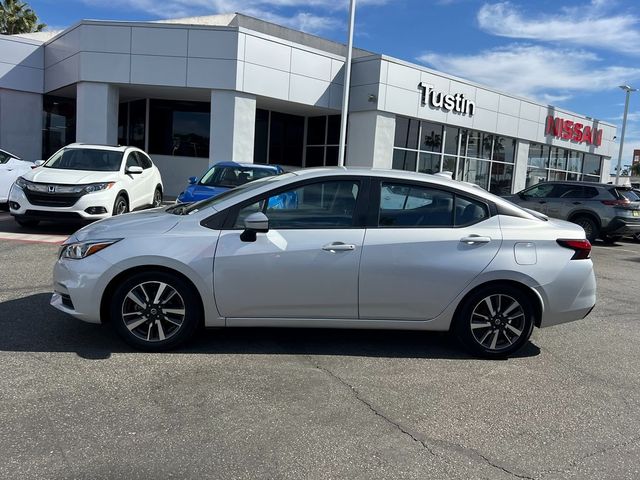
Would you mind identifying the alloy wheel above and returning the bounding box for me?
[121,281,186,342]
[114,198,128,215]
[469,294,526,351]
[153,190,162,207]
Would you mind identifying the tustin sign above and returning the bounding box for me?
[418,82,475,116]
[545,115,603,146]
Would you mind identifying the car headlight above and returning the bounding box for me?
[14,176,29,189]
[59,239,121,259]
[84,182,115,194]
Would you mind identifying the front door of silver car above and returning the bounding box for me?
[213,178,366,319]
[359,179,502,320]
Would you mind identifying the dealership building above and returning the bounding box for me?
[0,14,617,196]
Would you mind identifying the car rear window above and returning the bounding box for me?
[613,188,640,201]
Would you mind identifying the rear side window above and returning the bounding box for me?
[455,196,489,226]
[559,186,599,199]
[379,183,454,227]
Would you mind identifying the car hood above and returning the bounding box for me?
[23,168,120,185]
[72,208,180,242]
[179,184,230,202]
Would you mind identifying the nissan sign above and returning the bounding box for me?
[545,115,603,146]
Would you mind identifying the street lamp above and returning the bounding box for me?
[615,85,637,185]
[338,0,356,167]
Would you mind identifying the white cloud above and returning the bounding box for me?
[418,44,640,103]
[81,0,388,33]
[477,1,640,56]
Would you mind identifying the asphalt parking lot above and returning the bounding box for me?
[0,210,639,480]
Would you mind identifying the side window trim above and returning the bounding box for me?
[221,176,370,230]
[368,177,493,229]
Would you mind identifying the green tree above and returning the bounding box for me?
[0,0,45,35]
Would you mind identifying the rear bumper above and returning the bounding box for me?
[536,261,597,328]
[604,216,640,235]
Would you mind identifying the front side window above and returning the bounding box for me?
[379,183,454,227]
[44,148,123,172]
[522,183,554,198]
[126,152,141,168]
[235,180,360,229]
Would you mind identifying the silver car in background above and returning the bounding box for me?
[51,168,596,358]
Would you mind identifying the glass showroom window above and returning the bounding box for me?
[526,143,602,186]
[305,115,341,167]
[458,132,516,195]
[149,100,210,158]
[393,117,516,194]
[253,109,305,167]
[117,100,146,150]
[42,95,76,159]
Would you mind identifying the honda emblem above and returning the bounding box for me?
[48,185,56,193]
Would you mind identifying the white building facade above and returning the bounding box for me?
[0,14,617,196]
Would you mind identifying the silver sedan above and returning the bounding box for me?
[51,168,596,358]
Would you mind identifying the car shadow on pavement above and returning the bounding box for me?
[0,293,541,361]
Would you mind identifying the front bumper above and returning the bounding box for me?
[9,185,115,222]
[51,252,114,324]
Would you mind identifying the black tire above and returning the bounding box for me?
[113,194,129,216]
[602,235,622,244]
[152,187,163,208]
[110,271,202,351]
[453,284,535,359]
[15,218,40,228]
[572,216,598,243]
[0,202,9,212]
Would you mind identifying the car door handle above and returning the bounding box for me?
[460,236,491,245]
[322,242,356,252]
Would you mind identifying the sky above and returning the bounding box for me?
[28,0,640,171]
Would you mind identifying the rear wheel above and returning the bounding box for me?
[453,284,535,358]
[110,271,202,351]
[15,218,39,228]
[572,216,598,243]
[113,195,128,216]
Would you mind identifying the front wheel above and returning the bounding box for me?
[152,188,163,208]
[453,284,535,358]
[112,195,129,216]
[110,271,202,351]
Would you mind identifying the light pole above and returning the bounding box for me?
[338,0,356,167]
[615,85,637,185]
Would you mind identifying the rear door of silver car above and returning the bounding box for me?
[358,178,502,320]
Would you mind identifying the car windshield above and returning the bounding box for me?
[175,173,296,215]
[0,150,19,164]
[199,165,277,188]
[44,148,123,171]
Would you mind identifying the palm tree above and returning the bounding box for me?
[0,0,45,35]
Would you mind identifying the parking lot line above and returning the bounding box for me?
[0,231,68,244]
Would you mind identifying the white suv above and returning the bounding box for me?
[9,144,163,227]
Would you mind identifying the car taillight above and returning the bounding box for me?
[557,239,591,260]
[601,199,630,206]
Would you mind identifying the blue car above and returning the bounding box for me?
[177,162,284,204]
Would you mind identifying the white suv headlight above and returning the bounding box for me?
[59,239,121,259]
[83,182,115,194]
[14,176,29,189]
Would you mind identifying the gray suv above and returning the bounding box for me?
[504,182,640,242]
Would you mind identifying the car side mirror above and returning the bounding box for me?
[34,160,45,167]
[240,212,269,242]
[126,166,143,175]
[188,176,198,185]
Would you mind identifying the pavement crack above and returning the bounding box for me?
[539,434,640,478]
[307,358,436,457]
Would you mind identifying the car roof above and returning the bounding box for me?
[211,161,280,170]
[64,143,139,152]
[527,180,615,189]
